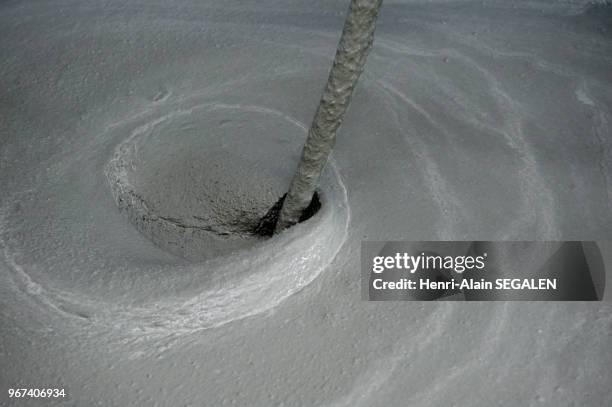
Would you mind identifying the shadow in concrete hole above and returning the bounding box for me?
[254,192,321,237]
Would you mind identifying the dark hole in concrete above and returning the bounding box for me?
[254,192,321,237]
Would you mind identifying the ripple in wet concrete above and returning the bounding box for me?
[98,102,351,328]
[0,98,349,334]
[100,103,350,331]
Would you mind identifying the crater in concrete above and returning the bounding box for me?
[106,103,332,261]
[99,102,350,329]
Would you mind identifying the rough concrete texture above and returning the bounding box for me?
[1,1,612,406]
